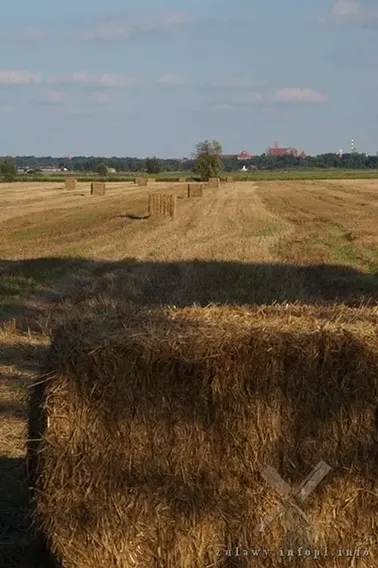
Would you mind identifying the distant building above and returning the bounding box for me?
[40,167,61,173]
[237,150,254,160]
[221,150,255,160]
[266,142,305,157]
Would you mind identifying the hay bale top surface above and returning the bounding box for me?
[48,303,378,369]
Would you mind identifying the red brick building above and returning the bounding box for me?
[266,142,305,157]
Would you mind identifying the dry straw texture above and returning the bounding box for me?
[209,177,221,189]
[65,178,77,190]
[226,176,234,183]
[136,178,148,186]
[148,193,177,218]
[187,183,204,197]
[90,182,106,196]
[27,304,378,568]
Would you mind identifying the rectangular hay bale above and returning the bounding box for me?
[148,193,176,218]
[208,177,220,189]
[136,178,148,186]
[90,181,106,196]
[65,178,77,190]
[27,304,378,568]
[187,183,203,197]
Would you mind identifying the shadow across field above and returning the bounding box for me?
[0,256,377,566]
[0,256,377,323]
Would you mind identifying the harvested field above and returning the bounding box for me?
[0,179,377,566]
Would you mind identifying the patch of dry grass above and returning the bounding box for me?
[257,180,378,272]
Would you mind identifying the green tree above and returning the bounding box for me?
[194,140,223,181]
[0,157,17,182]
[145,156,162,175]
[96,162,108,176]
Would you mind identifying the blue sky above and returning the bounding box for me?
[0,0,377,157]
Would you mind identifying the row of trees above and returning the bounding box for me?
[0,145,220,181]
[94,157,162,176]
[2,141,378,182]
[14,152,378,174]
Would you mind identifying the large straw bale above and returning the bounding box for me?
[90,181,106,196]
[209,177,220,189]
[136,178,148,186]
[187,183,203,197]
[28,305,378,568]
[65,178,77,190]
[148,193,176,218]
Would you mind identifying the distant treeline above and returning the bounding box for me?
[7,153,378,172]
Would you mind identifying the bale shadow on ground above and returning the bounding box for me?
[0,457,57,568]
[1,256,377,319]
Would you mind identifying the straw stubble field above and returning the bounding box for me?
[0,179,377,567]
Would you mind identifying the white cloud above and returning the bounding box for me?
[48,72,139,87]
[332,0,360,18]
[331,0,378,21]
[273,88,327,103]
[0,70,41,85]
[99,74,135,87]
[77,11,188,42]
[159,74,184,86]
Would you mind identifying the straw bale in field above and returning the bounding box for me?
[187,183,203,197]
[137,178,148,186]
[90,181,106,196]
[27,304,378,568]
[148,193,176,218]
[209,177,220,189]
[65,178,77,190]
